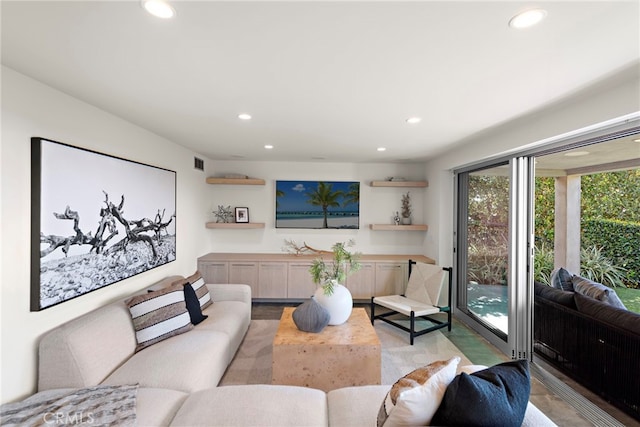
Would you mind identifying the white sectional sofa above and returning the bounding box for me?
[27,275,556,426]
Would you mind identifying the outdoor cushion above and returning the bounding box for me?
[572,276,627,309]
[534,281,576,309]
[575,293,640,336]
[551,268,574,291]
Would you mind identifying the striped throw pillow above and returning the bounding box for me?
[126,283,193,352]
[185,271,213,310]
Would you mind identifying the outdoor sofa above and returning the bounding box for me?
[534,275,640,421]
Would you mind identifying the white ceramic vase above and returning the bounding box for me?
[314,281,353,325]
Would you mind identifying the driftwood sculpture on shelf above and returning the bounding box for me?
[283,239,333,255]
[40,191,175,259]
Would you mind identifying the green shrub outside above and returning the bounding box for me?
[533,244,627,288]
[534,171,640,288]
[578,246,628,288]
[582,219,640,288]
[533,244,554,285]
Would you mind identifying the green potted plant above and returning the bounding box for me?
[309,240,361,295]
[309,240,361,325]
[401,191,412,225]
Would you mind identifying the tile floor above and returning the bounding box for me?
[252,302,638,427]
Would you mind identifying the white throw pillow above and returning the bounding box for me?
[377,356,460,427]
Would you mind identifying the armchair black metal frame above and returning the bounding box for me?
[370,260,452,345]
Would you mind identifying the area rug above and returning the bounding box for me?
[219,320,471,386]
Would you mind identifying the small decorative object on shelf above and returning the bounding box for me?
[394,211,401,225]
[401,192,412,225]
[213,205,233,223]
[235,207,249,223]
[309,240,361,325]
[292,296,331,333]
[387,176,406,182]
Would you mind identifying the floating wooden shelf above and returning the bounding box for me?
[206,222,265,229]
[369,180,428,188]
[369,224,428,231]
[206,177,265,185]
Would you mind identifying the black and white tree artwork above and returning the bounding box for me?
[32,138,177,310]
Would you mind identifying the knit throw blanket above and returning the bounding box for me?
[0,384,138,426]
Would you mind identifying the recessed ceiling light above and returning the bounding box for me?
[142,0,175,19]
[509,9,547,29]
[238,113,252,120]
[406,117,421,124]
[633,138,640,143]
[564,151,590,157]
[377,147,387,152]
[264,145,274,150]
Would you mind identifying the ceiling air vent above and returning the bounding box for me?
[194,157,204,171]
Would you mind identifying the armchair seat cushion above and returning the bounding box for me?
[372,295,440,316]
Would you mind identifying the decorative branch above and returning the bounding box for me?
[282,239,332,256]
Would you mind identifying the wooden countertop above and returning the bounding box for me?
[197,252,435,264]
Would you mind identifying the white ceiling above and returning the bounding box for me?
[2,1,639,163]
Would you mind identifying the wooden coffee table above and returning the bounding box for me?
[272,307,381,392]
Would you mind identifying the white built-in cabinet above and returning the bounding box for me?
[258,262,288,298]
[287,262,317,299]
[197,253,434,301]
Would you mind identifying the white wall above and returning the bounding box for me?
[0,67,212,403]
[204,160,429,256]
[423,65,640,268]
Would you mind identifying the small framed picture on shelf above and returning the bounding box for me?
[235,207,249,223]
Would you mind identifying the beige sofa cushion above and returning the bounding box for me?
[328,385,389,427]
[170,385,328,426]
[102,330,231,393]
[136,388,188,427]
[199,300,251,364]
[38,302,137,391]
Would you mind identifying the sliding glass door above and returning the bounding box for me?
[455,158,533,358]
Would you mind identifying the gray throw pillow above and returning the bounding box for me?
[572,275,627,310]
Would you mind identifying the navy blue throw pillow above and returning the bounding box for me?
[183,283,208,325]
[551,267,574,291]
[431,359,530,427]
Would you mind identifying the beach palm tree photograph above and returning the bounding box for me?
[275,180,360,229]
